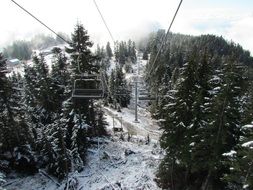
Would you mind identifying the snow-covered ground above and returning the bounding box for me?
[4,132,163,190]
[4,98,163,190]
[104,107,161,140]
[75,135,163,190]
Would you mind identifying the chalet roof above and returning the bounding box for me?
[9,58,20,63]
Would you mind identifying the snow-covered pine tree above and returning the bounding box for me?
[202,57,246,189]
[40,127,57,175]
[108,69,116,106]
[33,54,59,114]
[93,106,108,137]
[0,53,19,152]
[186,52,214,189]
[64,22,108,167]
[127,40,137,63]
[0,54,36,174]
[95,44,110,72]
[66,22,98,75]
[65,22,99,126]
[222,122,253,190]
[241,81,253,124]
[157,54,199,189]
[0,54,30,153]
[0,171,5,190]
[115,65,131,108]
[8,72,34,149]
[51,47,70,113]
[107,66,130,109]
[70,113,90,171]
[118,41,127,65]
[23,65,41,143]
[142,49,148,60]
[106,42,113,59]
[49,116,70,179]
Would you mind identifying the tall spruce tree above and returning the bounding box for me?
[65,22,107,166]
[202,58,246,189]
[223,122,253,190]
[157,54,199,189]
[106,42,113,59]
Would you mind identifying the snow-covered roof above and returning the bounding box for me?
[9,58,20,63]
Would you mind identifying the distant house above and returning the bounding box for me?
[7,58,21,67]
[40,49,52,56]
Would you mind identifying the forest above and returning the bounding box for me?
[1,20,253,190]
[144,30,253,189]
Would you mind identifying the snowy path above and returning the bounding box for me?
[104,107,161,140]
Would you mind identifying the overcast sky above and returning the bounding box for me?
[1,0,253,54]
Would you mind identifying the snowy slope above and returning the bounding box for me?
[75,136,163,190]
[4,106,163,190]
[3,51,164,190]
[5,135,163,190]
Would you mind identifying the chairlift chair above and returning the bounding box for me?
[72,77,104,100]
[71,53,105,101]
[138,95,156,101]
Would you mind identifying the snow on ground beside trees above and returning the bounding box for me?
[5,139,163,190]
[104,106,161,140]
[4,124,163,190]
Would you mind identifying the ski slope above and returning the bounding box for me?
[3,51,163,190]
[5,130,163,190]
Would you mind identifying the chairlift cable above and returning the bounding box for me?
[10,0,70,44]
[93,0,115,44]
[148,0,183,76]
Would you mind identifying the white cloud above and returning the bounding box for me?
[1,0,253,54]
[226,14,253,54]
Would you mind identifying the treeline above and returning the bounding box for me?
[143,31,253,189]
[0,23,107,180]
[3,32,70,61]
[114,40,137,65]
[95,41,133,110]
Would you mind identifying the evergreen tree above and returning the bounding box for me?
[108,69,116,106]
[0,172,5,190]
[223,122,253,190]
[51,47,70,113]
[0,53,18,152]
[65,22,107,169]
[106,42,113,59]
[65,22,98,126]
[49,116,70,179]
[0,53,28,153]
[108,66,130,108]
[66,23,98,74]
[157,55,199,189]
[94,108,108,136]
[142,49,148,60]
[156,52,218,189]
[202,59,246,189]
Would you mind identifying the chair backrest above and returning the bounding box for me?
[72,78,104,99]
[138,96,156,101]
